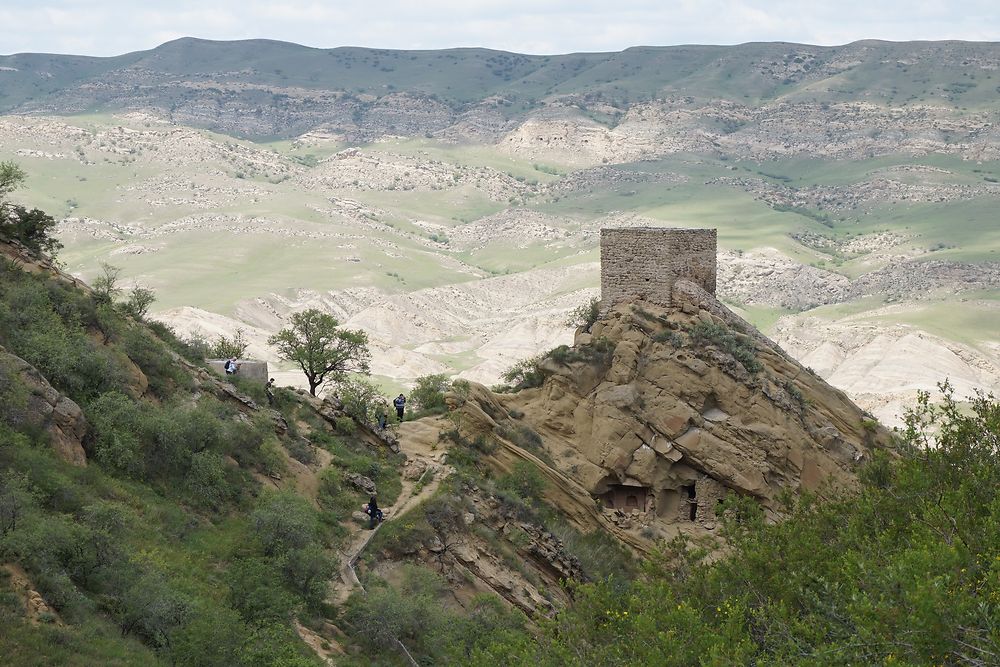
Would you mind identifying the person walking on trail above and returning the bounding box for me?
[375,404,388,430]
[265,378,276,406]
[393,393,406,421]
[365,495,382,529]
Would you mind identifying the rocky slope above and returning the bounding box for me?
[368,281,893,580]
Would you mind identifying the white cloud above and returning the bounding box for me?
[0,0,998,56]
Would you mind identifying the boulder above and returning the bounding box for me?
[403,458,428,480]
[346,472,377,495]
[1,347,87,466]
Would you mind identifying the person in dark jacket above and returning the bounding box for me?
[366,495,382,529]
[393,393,406,421]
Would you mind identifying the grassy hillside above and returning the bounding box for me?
[0,245,411,664]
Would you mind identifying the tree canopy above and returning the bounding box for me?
[267,309,370,396]
[0,161,62,256]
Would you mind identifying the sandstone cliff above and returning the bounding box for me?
[440,279,894,551]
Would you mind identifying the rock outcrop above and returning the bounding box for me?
[0,346,88,466]
[442,280,893,549]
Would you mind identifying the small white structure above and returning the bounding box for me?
[207,359,269,383]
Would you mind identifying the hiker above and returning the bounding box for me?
[375,404,388,430]
[224,357,238,375]
[393,393,406,421]
[265,378,275,406]
[365,495,383,529]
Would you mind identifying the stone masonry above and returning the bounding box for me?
[600,227,717,310]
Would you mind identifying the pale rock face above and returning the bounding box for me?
[1,346,88,466]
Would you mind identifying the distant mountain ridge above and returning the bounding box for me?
[2,37,999,137]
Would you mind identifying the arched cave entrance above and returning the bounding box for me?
[600,484,650,512]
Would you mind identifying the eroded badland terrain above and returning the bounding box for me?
[3,38,1000,424]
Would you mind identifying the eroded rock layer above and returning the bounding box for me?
[448,279,893,546]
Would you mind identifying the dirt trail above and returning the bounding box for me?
[301,418,450,664]
[328,417,451,606]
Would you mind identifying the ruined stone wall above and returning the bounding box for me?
[600,228,717,309]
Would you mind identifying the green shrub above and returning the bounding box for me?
[653,330,684,347]
[784,380,805,406]
[566,297,601,331]
[0,271,128,402]
[0,358,29,428]
[544,337,615,367]
[499,355,546,392]
[209,328,249,360]
[440,428,499,472]
[185,451,231,510]
[496,423,543,452]
[114,571,192,648]
[687,321,762,373]
[336,377,383,426]
[411,373,450,414]
[230,374,267,403]
[284,437,316,465]
[281,544,334,610]
[497,461,545,501]
[86,392,145,478]
[252,491,318,557]
[257,438,287,477]
[225,557,298,624]
[121,325,191,397]
[333,416,356,435]
[145,320,208,363]
[372,510,435,556]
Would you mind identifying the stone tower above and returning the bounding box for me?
[600,227,717,309]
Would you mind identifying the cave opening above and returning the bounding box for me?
[600,484,650,512]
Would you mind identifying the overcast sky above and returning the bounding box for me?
[2,1,998,57]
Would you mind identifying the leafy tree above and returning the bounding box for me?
[2,206,62,255]
[410,373,450,413]
[91,262,122,304]
[0,160,25,201]
[337,376,385,425]
[210,327,249,359]
[268,309,370,396]
[0,162,62,256]
[121,285,156,320]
